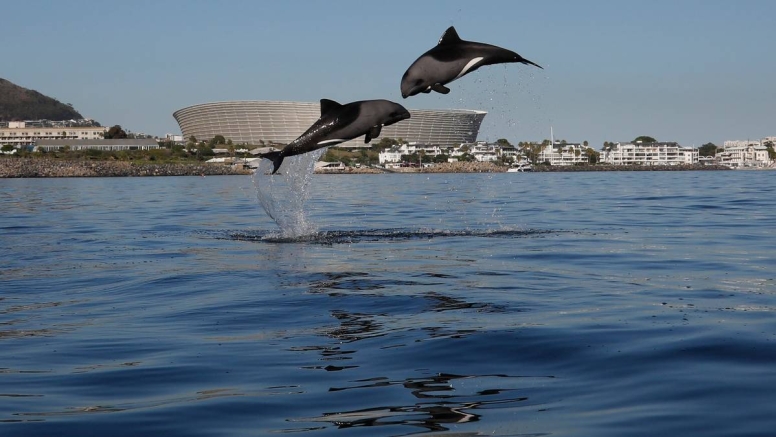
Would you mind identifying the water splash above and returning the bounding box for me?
[251,149,327,238]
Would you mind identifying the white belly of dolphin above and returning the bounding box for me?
[455,57,484,80]
[317,139,346,146]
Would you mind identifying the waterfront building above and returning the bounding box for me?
[600,141,698,166]
[499,144,519,161]
[378,143,448,165]
[378,147,403,165]
[538,142,591,166]
[0,121,107,147]
[172,101,487,149]
[717,141,771,168]
[723,140,761,149]
[35,138,160,152]
[378,141,523,165]
[470,142,500,162]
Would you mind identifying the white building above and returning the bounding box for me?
[538,142,591,166]
[470,142,499,162]
[378,147,403,165]
[165,134,185,143]
[601,142,698,166]
[723,139,760,149]
[35,138,160,152]
[377,141,528,166]
[378,143,447,165]
[1,121,107,147]
[718,141,771,168]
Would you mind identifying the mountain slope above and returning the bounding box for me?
[0,78,83,121]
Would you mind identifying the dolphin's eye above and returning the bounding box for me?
[415,79,423,85]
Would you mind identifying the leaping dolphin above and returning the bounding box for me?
[260,99,410,174]
[401,26,542,98]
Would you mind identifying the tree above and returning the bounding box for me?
[496,138,511,147]
[375,137,399,150]
[104,125,128,139]
[457,153,475,162]
[433,153,450,163]
[764,141,776,160]
[585,148,600,164]
[698,142,718,157]
[521,141,544,164]
[633,135,656,143]
[402,152,433,165]
[196,144,215,160]
[209,135,226,148]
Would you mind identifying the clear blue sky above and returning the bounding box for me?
[3,0,774,148]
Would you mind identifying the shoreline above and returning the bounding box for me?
[0,158,251,178]
[315,162,735,174]
[0,157,739,178]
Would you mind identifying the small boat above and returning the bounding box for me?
[507,163,532,172]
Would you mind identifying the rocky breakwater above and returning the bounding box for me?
[532,164,732,172]
[417,161,504,173]
[0,158,252,178]
[315,162,504,174]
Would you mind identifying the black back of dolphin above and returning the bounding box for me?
[401,26,542,98]
[260,99,410,174]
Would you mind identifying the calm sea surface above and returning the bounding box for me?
[1,170,775,436]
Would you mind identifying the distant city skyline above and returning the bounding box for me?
[2,0,774,148]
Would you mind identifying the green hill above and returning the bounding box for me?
[0,78,83,121]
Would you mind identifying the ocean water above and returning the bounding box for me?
[1,170,775,436]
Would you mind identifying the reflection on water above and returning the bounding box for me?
[293,373,548,434]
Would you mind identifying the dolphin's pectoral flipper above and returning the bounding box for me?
[259,151,284,175]
[431,84,450,94]
[422,88,432,94]
[365,125,382,143]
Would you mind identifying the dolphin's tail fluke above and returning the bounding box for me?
[259,151,284,174]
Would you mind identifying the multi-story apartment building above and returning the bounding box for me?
[0,121,107,147]
[718,140,771,168]
[378,143,449,165]
[379,141,518,165]
[539,142,591,166]
[601,142,698,165]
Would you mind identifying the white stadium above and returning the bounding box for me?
[173,101,487,148]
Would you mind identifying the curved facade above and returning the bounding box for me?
[172,101,486,148]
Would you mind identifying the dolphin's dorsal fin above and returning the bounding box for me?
[438,26,462,45]
[320,99,342,116]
